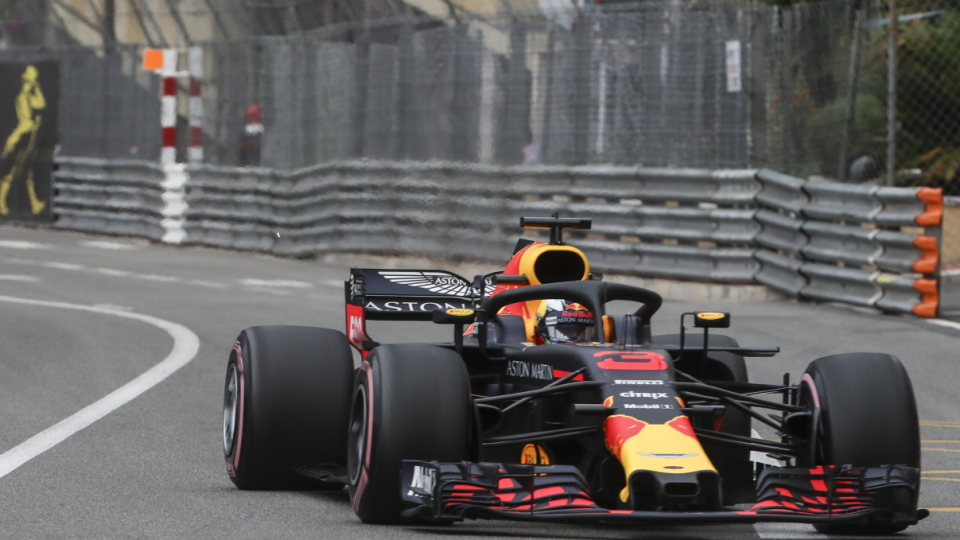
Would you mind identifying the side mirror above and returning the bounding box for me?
[432,308,476,325]
[693,312,730,329]
[433,308,476,357]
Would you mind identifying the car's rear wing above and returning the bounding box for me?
[345,268,492,354]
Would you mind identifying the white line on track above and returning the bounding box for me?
[927,318,960,332]
[94,268,132,277]
[0,295,199,480]
[239,278,311,288]
[137,274,182,283]
[79,240,140,250]
[188,280,228,289]
[753,522,827,539]
[42,262,84,271]
[0,240,49,249]
[0,275,39,282]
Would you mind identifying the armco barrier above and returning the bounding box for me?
[754,209,807,254]
[755,169,808,214]
[745,168,940,316]
[171,161,763,282]
[874,273,939,318]
[51,159,943,316]
[875,187,943,228]
[802,181,882,223]
[799,263,882,307]
[799,221,881,267]
[53,158,166,240]
[754,250,806,296]
[874,231,938,275]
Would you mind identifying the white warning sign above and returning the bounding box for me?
[725,40,742,93]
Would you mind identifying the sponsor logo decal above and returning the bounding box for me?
[594,350,668,371]
[445,308,474,317]
[615,379,664,385]
[379,271,477,297]
[619,391,668,399]
[697,312,725,320]
[346,304,367,349]
[348,316,363,347]
[506,360,553,381]
[408,465,436,496]
[558,302,595,324]
[639,453,700,459]
[520,444,551,465]
[365,300,473,312]
[624,403,673,409]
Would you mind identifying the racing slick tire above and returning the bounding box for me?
[652,333,752,503]
[223,325,353,490]
[801,353,920,535]
[348,344,472,524]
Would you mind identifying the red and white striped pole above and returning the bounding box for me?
[187,46,203,164]
[160,49,178,166]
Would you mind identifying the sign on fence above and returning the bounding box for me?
[725,40,742,93]
[0,61,58,223]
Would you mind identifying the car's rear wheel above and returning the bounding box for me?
[223,325,353,489]
[800,352,920,535]
[348,344,472,523]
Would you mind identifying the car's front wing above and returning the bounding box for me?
[400,461,926,527]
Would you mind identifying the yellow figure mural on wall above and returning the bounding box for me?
[1,65,46,215]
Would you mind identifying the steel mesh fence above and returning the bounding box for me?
[1,0,958,183]
[192,2,761,170]
[0,44,161,161]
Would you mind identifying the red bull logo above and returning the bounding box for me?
[561,302,594,320]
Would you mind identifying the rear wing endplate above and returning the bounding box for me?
[345,268,492,354]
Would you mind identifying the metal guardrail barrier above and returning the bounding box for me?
[169,161,764,282]
[754,168,942,318]
[51,159,943,316]
[53,158,167,240]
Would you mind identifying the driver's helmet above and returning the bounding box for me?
[535,299,596,344]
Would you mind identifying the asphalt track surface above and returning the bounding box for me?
[0,225,957,539]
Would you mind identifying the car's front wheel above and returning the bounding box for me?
[800,352,920,535]
[348,344,472,523]
[223,325,353,489]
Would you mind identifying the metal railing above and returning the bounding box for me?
[52,157,943,317]
[5,0,957,187]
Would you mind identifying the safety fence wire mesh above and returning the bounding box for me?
[0,44,162,161]
[893,1,958,193]
[0,0,958,185]
[188,2,758,170]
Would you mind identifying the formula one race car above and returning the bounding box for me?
[222,216,927,534]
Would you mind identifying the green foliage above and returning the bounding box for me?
[0,0,20,21]
[805,93,887,177]
[895,10,960,183]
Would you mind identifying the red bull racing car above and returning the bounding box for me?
[222,216,926,535]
